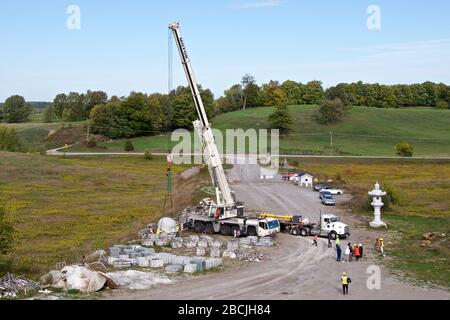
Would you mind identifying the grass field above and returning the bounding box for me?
[291,158,450,288]
[0,152,210,279]
[0,152,448,287]
[62,106,450,156]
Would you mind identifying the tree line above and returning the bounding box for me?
[1,78,448,139]
[325,81,450,109]
[217,75,325,113]
[89,86,215,138]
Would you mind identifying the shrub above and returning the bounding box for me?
[290,160,299,168]
[85,138,97,148]
[124,140,134,152]
[144,150,153,160]
[395,142,414,157]
[0,127,24,152]
[436,100,449,110]
[335,172,345,183]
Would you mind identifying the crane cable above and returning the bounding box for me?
[168,28,173,96]
[167,28,173,154]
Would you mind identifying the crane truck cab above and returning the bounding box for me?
[184,214,280,237]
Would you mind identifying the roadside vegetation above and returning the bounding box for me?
[292,158,450,288]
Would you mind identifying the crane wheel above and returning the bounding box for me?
[292,228,300,236]
[300,228,308,237]
[220,225,231,236]
[194,221,205,233]
[205,223,214,234]
[247,227,257,237]
[231,226,240,237]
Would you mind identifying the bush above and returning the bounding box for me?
[124,140,134,152]
[0,127,24,152]
[436,100,449,110]
[335,172,345,183]
[144,150,153,160]
[85,138,97,148]
[395,142,414,157]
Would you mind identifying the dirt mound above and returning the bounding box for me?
[45,126,86,146]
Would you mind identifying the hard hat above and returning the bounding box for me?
[342,272,346,276]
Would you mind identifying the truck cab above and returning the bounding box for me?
[319,214,350,240]
[256,218,281,237]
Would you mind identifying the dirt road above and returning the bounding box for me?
[106,162,450,300]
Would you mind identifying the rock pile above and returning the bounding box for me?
[0,273,41,298]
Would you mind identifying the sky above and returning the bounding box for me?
[1,0,450,101]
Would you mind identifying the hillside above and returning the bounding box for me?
[212,105,450,156]
[67,106,450,157]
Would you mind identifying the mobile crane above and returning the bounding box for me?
[169,22,279,237]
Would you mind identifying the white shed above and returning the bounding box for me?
[298,173,314,188]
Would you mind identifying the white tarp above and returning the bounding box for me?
[61,266,107,293]
[158,217,177,234]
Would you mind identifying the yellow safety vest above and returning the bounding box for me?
[341,276,348,285]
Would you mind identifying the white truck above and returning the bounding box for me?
[259,212,350,240]
[169,22,280,237]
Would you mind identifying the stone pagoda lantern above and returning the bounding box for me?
[369,182,387,228]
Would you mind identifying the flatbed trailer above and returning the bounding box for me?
[258,212,350,240]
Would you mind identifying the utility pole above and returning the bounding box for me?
[162,153,174,215]
[86,124,90,141]
[330,131,333,155]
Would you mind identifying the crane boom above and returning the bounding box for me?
[169,22,236,213]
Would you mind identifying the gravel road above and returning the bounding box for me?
[106,162,450,300]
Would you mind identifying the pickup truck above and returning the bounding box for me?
[320,192,336,206]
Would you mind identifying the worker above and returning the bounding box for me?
[312,234,318,246]
[348,243,353,262]
[344,245,350,263]
[379,238,385,257]
[353,244,360,261]
[156,228,161,236]
[328,239,332,248]
[341,272,351,295]
[336,237,341,247]
[176,224,180,237]
[336,244,342,262]
[359,243,364,260]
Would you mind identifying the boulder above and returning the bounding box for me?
[422,233,436,241]
[39,270,64,288]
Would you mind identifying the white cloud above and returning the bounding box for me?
[237,0,282,9]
